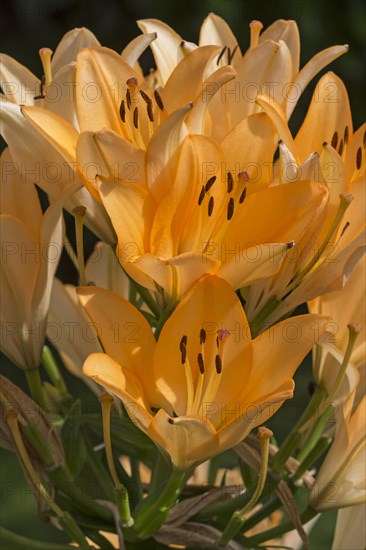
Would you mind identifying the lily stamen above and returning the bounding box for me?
[154,90,164,111]
[249,20,263,49]
[39,48,53,87]
[216,46,227,66]
[205,175,216,193]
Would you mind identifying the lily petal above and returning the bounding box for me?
[162,45,222,114]
[295,72,353,161]
[76,46,139,136]
[221,113,275,190]
[286,45,349,119]
[83,352,152,431]
[98,175,156,257]
[77,286,158,405]
[259,20,300,76]
[145,104,190,201]
[52,27,100,75]
[0,53,39,105]
[148,409,220,470]
[137,19,186,85]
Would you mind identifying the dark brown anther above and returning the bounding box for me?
[198,186,205,206]
[180,335,188,351]
[331,131,338,149]
[338,138,344,156]
[344,126,349,144]
[199,328,207,345]
[227,197,234,220]
[227,172,234,193]
[167,418,175,424]
[133,107,139,129]
[197,353,205,374]
[139,89,151,104]
[126,89,132,110]
[356,147,362,170]
[208,196,214,217]
[227,44,239,64]
[119,100,126,123]
[340,221,350,237]
[215,354,222,374]
[154,90,164,111]
[217,46,227,65]
[239,186,247,204]
[205,175,216,193]
[147,101,154,122]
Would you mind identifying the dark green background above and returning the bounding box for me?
[1,0,365,547]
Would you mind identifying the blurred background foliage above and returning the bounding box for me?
[1,0,365,548]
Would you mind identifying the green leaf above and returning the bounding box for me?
[61,400,87,478]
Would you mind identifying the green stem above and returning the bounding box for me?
[149,454,170,493]
[0,528,76,550]
[133,469,186,537]
[297,403,334,463]
[41,346,69,398]
[272,387,326,472]
[25,368,47,409]
[293,437,331,481]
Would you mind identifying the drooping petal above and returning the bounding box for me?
[121,32,157,68]
[286,45,349,119]
[186,65,237,135]
[22,105,79,166]
[137,19,187,85]
[256,94,298,159]
[77,286,158,405]
[0,100,81,197]
[83,352,153,432]
[0,53,39,105]
[148,409,220,470]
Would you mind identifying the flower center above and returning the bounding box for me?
[178,328,231,417]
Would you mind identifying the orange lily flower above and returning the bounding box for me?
[79,275,328,470]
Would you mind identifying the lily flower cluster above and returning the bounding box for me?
[0,14,365,550]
